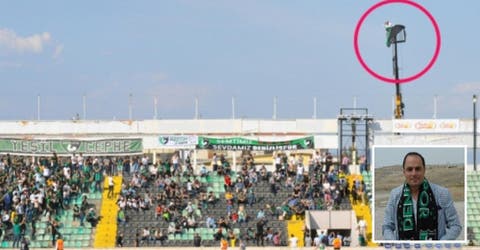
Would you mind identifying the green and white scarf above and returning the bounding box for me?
[397,179,438,240]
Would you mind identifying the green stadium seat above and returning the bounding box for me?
[64,241,75,248]
[40,240,50,248]
[96,192,103,199]
[79,234,90,240]
[30,241,41,248]
[1,242,11,248]
[81,240,90,247]
[73,240,82,248]
[206,175,213,183]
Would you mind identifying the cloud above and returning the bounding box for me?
[452,82,480,94]
[0,28,51,53]
[53,44,64,59]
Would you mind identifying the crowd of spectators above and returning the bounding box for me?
[115,150,360,247]
[0,149,363,248]
[0,153,114,247]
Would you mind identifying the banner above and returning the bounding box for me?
[197,136,314,151]
[158,135,197,148]
[392,119,459,133]
[0,138,143,155]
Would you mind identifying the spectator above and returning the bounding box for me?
[200,165,209,177]
[55,236,64,250]
[107,175,115,199]
[227,229,237,247]
[265,227,274,242]
[239,238,246,250]
[289,234,298,249]
[328,232,336,246]
[273,232,281,246]
[341,153,350,174]
[247,188,255,207]
[358,218,367,238]
[214,227,224,241]
[207,191,217,207]
[86,208,101,227]
[20,236,30,250]
[218,217,231,230]
[155,203,163,219]
[117,209,126,226]
[193,232,202,247]
[237,190,247,205]
[313,233,321,248]
[49,218,61,246]
[333,235,342,250]
[12,219,22,248]
[343,235,351,246]
[116,233,124,247]
[238,205,247,225]
[206,215,216,228]
[141,227,150,245]
[256,208,265,220]
[224,174,232,191]
[256,219,266,246]
[220,237,228,250]
[245,227,255,244]
[155,229,167,246]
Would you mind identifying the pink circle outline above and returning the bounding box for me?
[353,0,441,84]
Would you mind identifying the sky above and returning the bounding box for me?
[373,146,466,167]
[0,0,479,120]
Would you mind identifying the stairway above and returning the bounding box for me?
[93,176,122,247]
[287,215,305,247]
[348,173,376,247]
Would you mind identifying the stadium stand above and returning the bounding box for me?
[467,171,480,245]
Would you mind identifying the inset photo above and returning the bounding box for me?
[372,145,466,243]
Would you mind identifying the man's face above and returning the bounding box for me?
[403,154,425,188]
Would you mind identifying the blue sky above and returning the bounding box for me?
[373,146,465,167]
[0,1,479,120]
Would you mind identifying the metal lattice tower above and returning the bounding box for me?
[338,108,374,168]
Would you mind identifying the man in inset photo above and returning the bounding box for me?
[382,152,462,240]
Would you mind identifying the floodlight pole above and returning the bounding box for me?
[37,94,41,121]
[386,22,406,119]
[393,40,402,119]
[128,93,133,120]
[474,94,477,171]
[83,94,87,120]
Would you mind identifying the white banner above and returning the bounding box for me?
[158,135,198,148]
[392,119,459,133]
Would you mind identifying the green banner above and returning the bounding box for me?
[0,138,143,155]
[197,136,314,151]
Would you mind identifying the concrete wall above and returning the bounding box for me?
[0,118,476,148]
[0,119,337,136]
